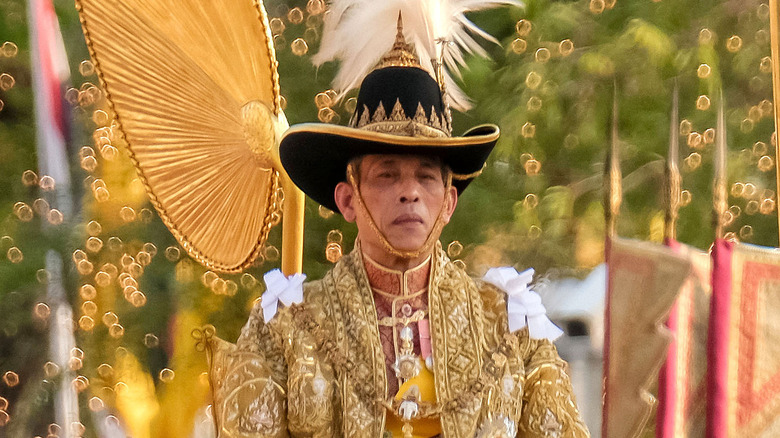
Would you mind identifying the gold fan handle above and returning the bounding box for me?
[240,100,304,274]
[281,174,305,275]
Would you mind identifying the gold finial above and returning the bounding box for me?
[378,12,421,68]
[605,82,622,239]
[713,90,728,240]
[664,81,681,241]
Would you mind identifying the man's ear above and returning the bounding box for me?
[441,186,458,225]
[334,182,357,222]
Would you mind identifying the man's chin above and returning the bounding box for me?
[386,237,430,254]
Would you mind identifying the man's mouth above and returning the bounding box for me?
[392,214,424,225]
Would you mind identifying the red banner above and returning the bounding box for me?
[603,237,691,438]
[657,239,711,438]
[707,240,780,437]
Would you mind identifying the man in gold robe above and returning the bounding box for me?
[209,28,589,438]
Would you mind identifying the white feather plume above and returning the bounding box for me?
[312,0,521,111]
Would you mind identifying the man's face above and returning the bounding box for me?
[335,154,458,256]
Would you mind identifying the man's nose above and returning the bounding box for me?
[398,176,421,203]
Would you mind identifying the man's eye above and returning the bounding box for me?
[373,171,396,180]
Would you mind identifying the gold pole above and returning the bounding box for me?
[268,109,304,275]
[769,0,780,245]
[713,91,728,240]
[664,81,681,241]
[280,174,305,275]
[605,83,622,238]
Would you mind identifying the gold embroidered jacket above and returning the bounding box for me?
[207,246,589,437]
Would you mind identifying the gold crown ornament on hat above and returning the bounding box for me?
[76,0,304,274]
[350,17,453,139]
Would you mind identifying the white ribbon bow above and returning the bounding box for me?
[482,267,563,341]
[261,269,306,323]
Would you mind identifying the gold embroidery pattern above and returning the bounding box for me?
[336,250,390,435]
[237,304,288,386]
[519,342,590,437]
[476,282,526,422]
[430,249,484,437]
[285,288,342,436]
[353,100,451,138]
[286,339,336,435]
[205,333,288,437]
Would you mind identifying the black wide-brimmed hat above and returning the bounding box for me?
[279,31,499,213]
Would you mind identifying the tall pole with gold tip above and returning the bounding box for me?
[665,82,682,241]
[602,83,620,438]
[769,0,780,244]
[713,92,728,240]
[605,83,622,239]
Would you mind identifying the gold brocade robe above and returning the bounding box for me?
[207,245,589,437]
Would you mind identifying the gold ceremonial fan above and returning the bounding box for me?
[77,0,304,273]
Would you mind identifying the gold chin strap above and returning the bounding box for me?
[346,162,453,260]
[451,163,485,180]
